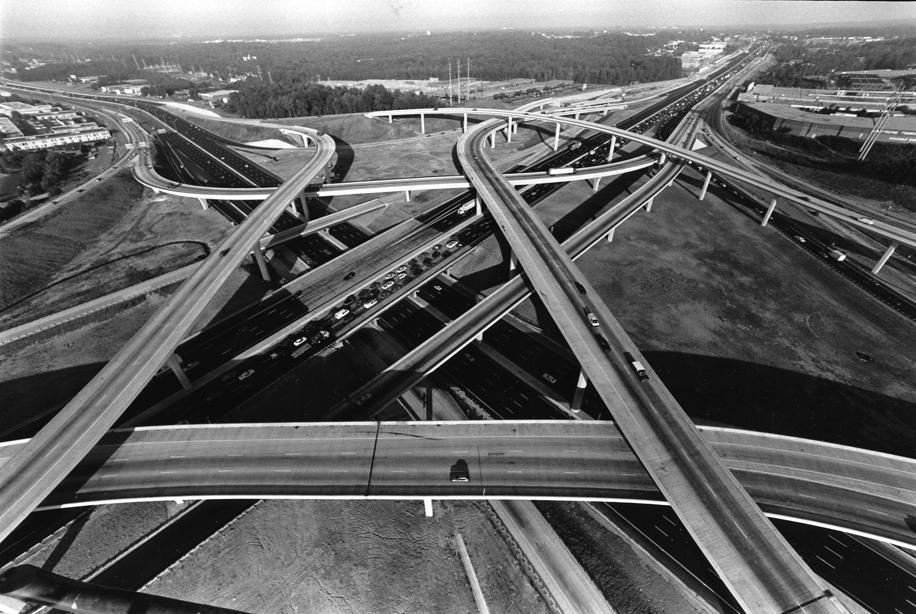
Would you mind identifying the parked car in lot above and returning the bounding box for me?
[396,272,407,280]
[363,298,378,309]
[292,336,309,347]
[344,271,356,280]
[333,308,350,320]
[237,369,255,382]
[381,280,394,290]
[542,373,558,384]
[585,311,600,327]
[446,240,459,249]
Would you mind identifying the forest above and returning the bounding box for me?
[6,30,683,86]
[756,36,916,88]
[225,82,440,118]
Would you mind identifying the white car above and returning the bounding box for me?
[363,298,378,309]
[586,312,600,327]
[793,235,806,243]
[542,373,558,384]
[292,336,309,347]
[334,308,350,320]
[237,369,255,382]
[446,240,459,249]
[396,273,407,280]
[395,265,408,274]
[380,281,394,290]
[857,217,875,225]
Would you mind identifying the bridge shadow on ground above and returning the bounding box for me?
[646,350,916,458]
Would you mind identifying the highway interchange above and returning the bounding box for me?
[1,47,914,613]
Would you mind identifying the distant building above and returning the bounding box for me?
[0,117,23,139]
[681,52,706,70]
[100,81,147,96]
[699,42,727,57]
[3,125,111,151]
[0,101,54,117]
[198,89,238,106]
[735,102,916,145]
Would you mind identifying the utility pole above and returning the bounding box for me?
[457,58,462,103]
[448,59,453,106]
[467,56,470,101]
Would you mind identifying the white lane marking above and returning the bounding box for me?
[169,456,186,459]
[276,469,293,473]
[563,471,580,475]
[340,452,357,455]
[823,546,843,559]
[815,555,836,570]
[507,470,523,474]
[159,471,177,475]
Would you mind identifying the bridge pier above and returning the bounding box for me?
[574,111,580,120]
[165,354,192,390]
[489,132,496,148]
[251,248,271,282]
[420,113,425,135]
[197,197,208,210]
[761,198,777,227]
[872,242,898,274]
[606,228,615,243]
[658,152,667,166]
[405,190,411,202]
[508,252,518,275]
[570,370,587,412]
[475,195,482,216]
[607,136,616,162]
[644,197,654,213]
[388,113,392,123]
[698,170,713,201]
[592,176,602,192]
[424,498,434,517]
[553,123,560,151]
[463,113,468,133]
[506,118,512,143]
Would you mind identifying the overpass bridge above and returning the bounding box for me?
[0,421,910,552]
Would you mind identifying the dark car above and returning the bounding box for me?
[574,282,587,295]
[595,335,611,352]
[344,271,356,280]
[449,459,471,483]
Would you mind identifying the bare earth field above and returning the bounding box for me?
[0,169,232,329]
[543,167,916,455]
[144,500,551,614]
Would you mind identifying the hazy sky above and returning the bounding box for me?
[2,1,915,40]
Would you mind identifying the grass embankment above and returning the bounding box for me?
[0,168,231,329]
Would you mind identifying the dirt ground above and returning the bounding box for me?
[0,169,232,328]
[144,500,550,614]
[13,502,189,579]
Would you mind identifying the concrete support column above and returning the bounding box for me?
[513,120,518,134]
[570,370,587,412]
[420,112,425,135]
[644,197,654,213]
[553,123,560,152]
[388,113,392,123]
[424,498,434,517]
[506,118,512,143]
[508,252,518,274]
[761,198,777,227]
[574,111,580,120]
[607,136,616,162]
[658,152,667,166]
[475,331,484,342]
[405,190,411,202]
[872,242,899,274]
[165,354,192,390]
[698,170,713,201]
[197,197,208,210]
[297,195,309,221]
[475,195,482,216]
[593,176,602,192]
[489,132,496,148]
[463,113,468,133]
[252,248,271,282]
[606,228,615,243]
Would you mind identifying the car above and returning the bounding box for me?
[446,240,460,249]
[574,282,587,295]
[384,272,395,280]
[344,271,356,280]
[449,459,471,483]
[623,351,649,381]
[595,335,611,352]
[363,298,378,309]
[380,280,394,290]
[292,336,309,347]
[585,311,600,327]
[432,244,442,251]
[396,272,407,280]
[237,369,255,382]
[432,285,444,292]
[333,308,350,320]
[857,217,875,225]
[793,235,806,243]
[542,373,558,384]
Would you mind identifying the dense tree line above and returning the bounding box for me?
[226,81,439,118]
[757,37,916,87]
[6,30,682,87]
